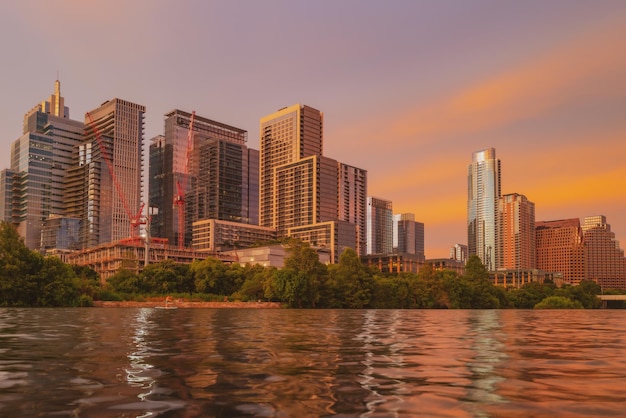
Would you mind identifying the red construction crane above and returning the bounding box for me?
[173,110,195,250]
[86,111,146,241]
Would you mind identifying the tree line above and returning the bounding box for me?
[0,221,618,309]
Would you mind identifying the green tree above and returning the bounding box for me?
[141,260,179,294]
[237,265,275,301]
[324,248,374,308]
[534,296,584,309]
[266,240,326,307]
[464,255,490,281]
[0,221,43,306]
[556,280,601,309]
[37,256,81,307]
[192,257,229,295]
[370,274,413,308]
[106,268,144,294]
[507,282,556,309]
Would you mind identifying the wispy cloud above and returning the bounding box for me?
[389,16,626,143]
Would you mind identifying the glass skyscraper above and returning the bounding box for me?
[0,81,83,250]
[467,147,501,271]
[79,98,145,247]
[366,196,393,255]
[149,110,253,248]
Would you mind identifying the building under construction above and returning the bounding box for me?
[67,237,237,283]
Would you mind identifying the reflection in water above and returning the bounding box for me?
[1,308,626,417]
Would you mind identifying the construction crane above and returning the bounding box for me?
[173,110,195,250]
[86,111,146,241]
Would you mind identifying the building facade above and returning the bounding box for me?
[467,147,501,271]
[499,193,535,270]
[192,219,276,253]
[338,163,367,256]
[582,215,626,290]
[288,220,357,264]
[393,213,425,257]
[79,98,145,247]
[273,155,338,234]
[535,218,586,285]
[149,110,252,248]
[366,196,393,255]
[449,243,468,263]
[0,81,84,250]
[259,104,323,229]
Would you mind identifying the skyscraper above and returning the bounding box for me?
[467,147,501,270]
[80,98,145,247]
[338,163,367,256]
[535,218,585,285]
[366,197,393,255]
[450,243,468,262]
[499,193,535,270]
[0,80,83,249]
[582,215,626,289]
[148,110,252,247]
[393,213,425,257]
[259,104,323,229]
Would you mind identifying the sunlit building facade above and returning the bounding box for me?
[393,213,425,257]
[535,218,585,285]
[192,219,276,253]
[499,193,535,270]
[79,98,145,247]
[259,104,323,229]
[467,147,501,271]
[0,80,84,250]
[582,215,626,290]
[366,196,393,255]
[288,220,357,264]
[274,155,338,235]
[450,243,468,262]
[338,163,367,256]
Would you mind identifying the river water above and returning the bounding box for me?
[0,308,625,417]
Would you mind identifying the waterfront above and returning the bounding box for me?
[1,308,625,417]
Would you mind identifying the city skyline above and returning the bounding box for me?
[1,1,624,257]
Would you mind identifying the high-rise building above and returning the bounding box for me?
[0,169,17,223]
[450,243,468,262]
[499,193,535,270]
[79,98,145,247]
[244,148,260,226]
[582,215,626,290]
[259,104,323,229]
[0,81,84,250]
[393,213,425,257]
[338,163,367,256]
[259,104,367,261]
[366,197,393,255]
[467,147,501,271]
[275,155,338,234]
[148,110,253,247]
[535,219,585,285]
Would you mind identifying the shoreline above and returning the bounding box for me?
[93,300,282,309]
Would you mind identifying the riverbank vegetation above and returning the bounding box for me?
[0,221,619,308]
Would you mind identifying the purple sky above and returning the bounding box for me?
[1,1,625,257]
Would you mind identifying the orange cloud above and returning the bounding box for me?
[390,15,626,142]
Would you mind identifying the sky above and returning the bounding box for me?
[0,0,625,258]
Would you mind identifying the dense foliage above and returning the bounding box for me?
[0,221,615,308]
[0,222,99,307]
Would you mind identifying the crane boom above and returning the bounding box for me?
[86,111,145,240]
